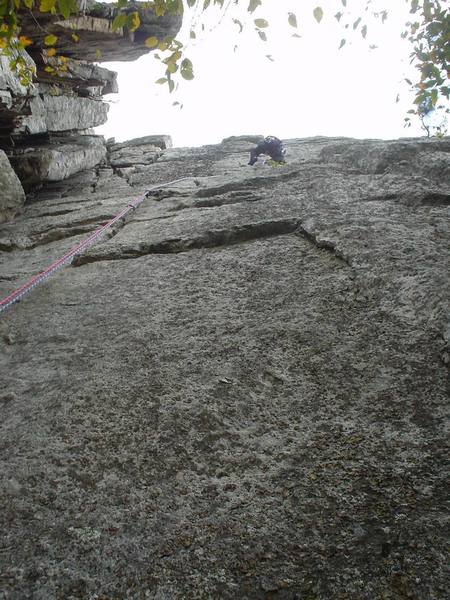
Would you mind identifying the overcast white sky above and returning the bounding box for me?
[95,0,434,147]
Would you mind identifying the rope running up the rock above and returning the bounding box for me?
[0,177,192,316]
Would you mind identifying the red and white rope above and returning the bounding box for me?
[0,177,190,315]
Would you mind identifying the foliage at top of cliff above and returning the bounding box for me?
[0,0,448,134]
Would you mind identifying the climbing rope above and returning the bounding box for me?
[0,177,192,316]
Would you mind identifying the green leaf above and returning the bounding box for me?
[288,13,297,28]
[44,34,57,46]
[58,0,71,20]
[254,18,268,28]
[313,7,323,23]
[154,0,166,16]
[145,36,159,48]
[156,77,168,84]
[247,0,261,14]
[39,0,55,12]
[112,14,127,31]
[180,57,194,80]
[181,58,193,70]
[127,12,140,33]
[190,30,196,39]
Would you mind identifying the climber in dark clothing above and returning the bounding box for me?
[248,136,286,166]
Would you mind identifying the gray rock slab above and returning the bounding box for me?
[0,52,36,99]
[11,135,107,188]
[41,59,119,96]
[15,93,109,135]
[0,150,25,223]
[109,135,173,151]
[18,2,183,63]
[0,136,449,599]
[109,143,163,168]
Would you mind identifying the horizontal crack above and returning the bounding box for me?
[421,193,450,206]
[27,208,79,219]
[32,224,107,247]
[169,194,264,212]
[194,170,302,198]
[35,214,114,234]
[73,218,300,266]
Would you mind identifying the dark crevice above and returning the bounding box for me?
[110,166,134,186]
[25,215,115,247]
[360,192,450,206]
[27,198,104,210]
[195,182,257,198]
[194,171,303,198]
[297,224,351,266]
[0,239,32,252]
[27,208,79,219]
[0,216,119,252]
[360,193,400,202]
[37,215,113,231]
[420,193,450,206]
[31,224,106,247]
[73,218,300,266]
[147,189,191,202]
[168,193,264,212]
[192,194,263,209]
[132,214,176,223]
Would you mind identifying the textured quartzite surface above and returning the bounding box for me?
[0,136,449,599]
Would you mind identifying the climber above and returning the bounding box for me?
[248,136,286,166]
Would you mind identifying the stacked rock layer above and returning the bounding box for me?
[0,1,182,219]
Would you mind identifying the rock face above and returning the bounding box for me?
[0,1,182,201]
[11,135,107,189]
[0,135,449,599]
[19,1,183,63]
[0,150,25,222]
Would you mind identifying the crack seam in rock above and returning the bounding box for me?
[296,223,352,266]
[73,218,301,266]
